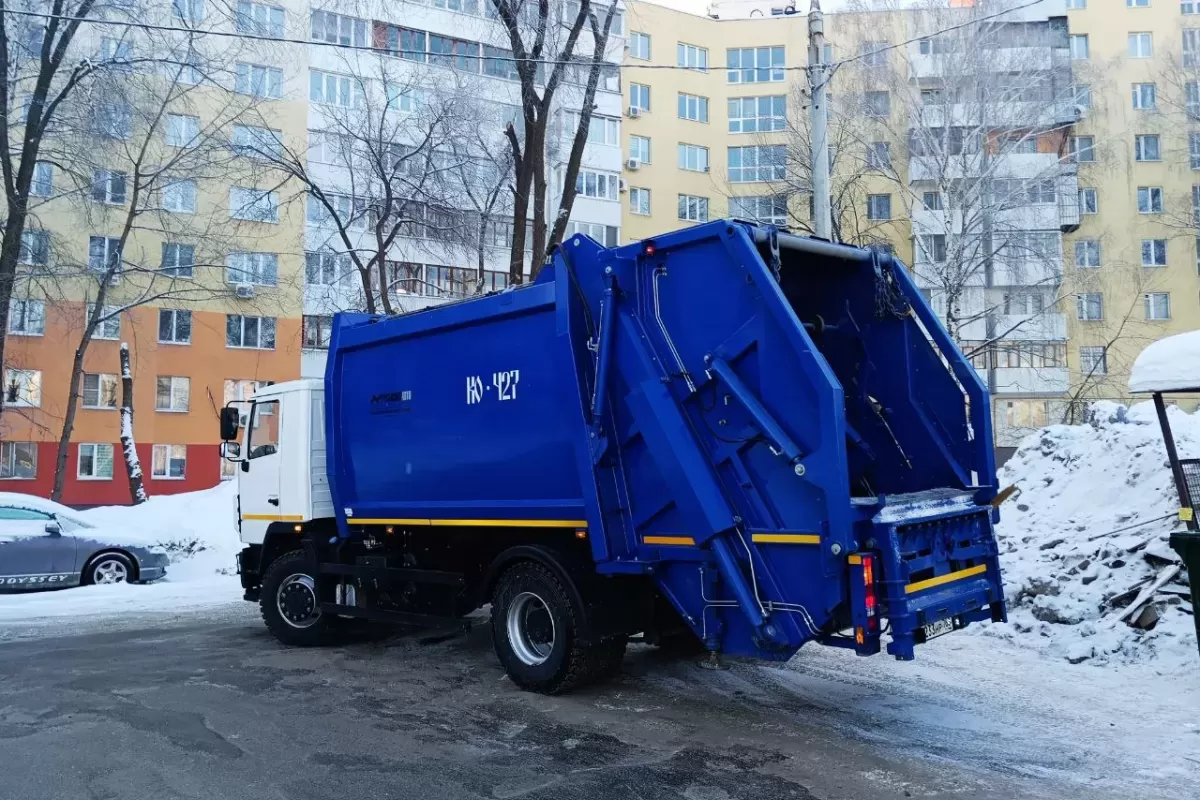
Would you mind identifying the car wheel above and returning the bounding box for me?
[84,552,136,586]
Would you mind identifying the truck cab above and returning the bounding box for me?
[225,380,332,549]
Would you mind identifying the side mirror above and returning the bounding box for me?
[221,441,242,460]
[45,521,61,537]
[220,406,241,441]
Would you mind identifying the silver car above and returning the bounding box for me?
[0,493,169,591]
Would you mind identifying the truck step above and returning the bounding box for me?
[320,603,468,630]
[318,562,465,587]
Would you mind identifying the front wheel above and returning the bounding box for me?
[84,552,135,585]
[490,561,619,694]
[259,551,340,646]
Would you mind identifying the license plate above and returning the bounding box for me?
[923,618,955,640]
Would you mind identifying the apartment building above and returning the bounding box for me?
[0,0,625,504]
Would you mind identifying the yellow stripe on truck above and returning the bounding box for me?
[242,513,305,522]
[750,533,821,545]
[643,535,696,546]
[905,564,988,595]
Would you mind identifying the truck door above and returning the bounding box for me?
[239,399,283,544]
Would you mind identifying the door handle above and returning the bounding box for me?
[267,497,279,507]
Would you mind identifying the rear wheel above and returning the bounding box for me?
[83,552,135,586]
[491,561,617,694]
[260,551,341,646]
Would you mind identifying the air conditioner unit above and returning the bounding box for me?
[625,158,640,170]
[618,177,628,192]
[627,105,641,118]
[235,283,255,299]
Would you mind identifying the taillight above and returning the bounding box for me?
[862,554,879,630]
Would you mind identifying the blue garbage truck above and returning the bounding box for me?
[221,220,1006,693]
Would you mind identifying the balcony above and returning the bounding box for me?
[990,312,1067,342]
[991,366,1069,394]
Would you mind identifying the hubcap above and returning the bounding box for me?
[507,591,556,666]
[277,574,321,629]
[93,559,128,585]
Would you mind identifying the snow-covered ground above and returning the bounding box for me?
[978,401,1198,670]
[0,481,243,625]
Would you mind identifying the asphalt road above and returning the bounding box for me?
[0,606,1165,800]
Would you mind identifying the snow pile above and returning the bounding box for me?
[0,481,243,623]
[981,401,1197,668]
[1129,329,1200,393]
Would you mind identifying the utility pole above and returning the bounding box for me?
[808,0,832,240]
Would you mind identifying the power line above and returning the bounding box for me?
[1,0,1063,74]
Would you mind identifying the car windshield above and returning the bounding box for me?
[0,504,93,529]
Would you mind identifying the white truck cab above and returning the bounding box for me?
[224,379,332,545]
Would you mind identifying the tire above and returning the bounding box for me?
[259,550,340,647]
[490,561,611,694]
[83,552,136,586]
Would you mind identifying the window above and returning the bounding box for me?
[1145,292,1171,320]
[860,41,888,68]
[1188,28,1200,66]
[88,236,121,275]
[728,145,785,182]
[1135,134,1161,161]
[172,0,204,24]
[677,143,710,172]
[19,230,48,266]
[232,124,282,159]
[1191,132,1200,169]
[82,373,118,410]
[729,195,788,225]
[630,187,651,216]
[1003,292,1046,316]
[0,442,36,479]
[88,304,120,339]
[3,369,40,407]
[30,162,52,197]
[867,194,891,220]
[1075,239,1101,267]
[1070,34,1088,59]
[866,141,891,170]
[1074,85,1092,111]
[574,169,620,200]
[158,309,192,344]
[630,83,650,111]
[1066,0,1086,8]
[1071,135,1095,162]
[562,111,618,146]
[303,315,332,349]
[227,251,278,285]
[677,43,708,71]
[726,46,785,83]
[310,70,361,107]
[864,91,890,118]
[236,1,284,36]
[91,169,126,205]
[678,194,709,222]
[630,32,651,60]
[305,251,348,286]
[919,234,947,263]
[226,315,276,349]
[1004,400,1050,429]
[77,443,114,480]
[1137,186,1163,213]
[92,103,132,139]
[1195,184,1200,225]
[630,135,651,163]
[166,114,199,147]
[565,222,620,248]
[1190,82,1200,119]
[482,45,519,80]
[155,376,190,412]
[1128,32,1153,58]
[1128,0,1149,6]
[235,62,282,99]
[311,9,367,46]
[230,186,279,222]
[1132,83,1157,110]
[678,93,709,123]
[163,179,197,213]
[1142,238,1168,266]
[918,37,948,55]
[376,22,426,61]
[922,88,944,106]
[428,35,479,71]
[1079,187,1098,214]
[161,243,194,278]
[151,445,187,480]
[922,191,943,211]
[1186,0,1199,14]
[8,299,44,335]
[1077,292,1103,320]
[728,96,785,133]
[1080,346,1107,376]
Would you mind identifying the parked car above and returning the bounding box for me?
[0,493,169,591]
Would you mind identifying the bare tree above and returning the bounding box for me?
[489,0,619,281]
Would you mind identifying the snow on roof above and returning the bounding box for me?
[1129,330,1200,393]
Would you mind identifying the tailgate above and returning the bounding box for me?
[868,492,1006,659]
